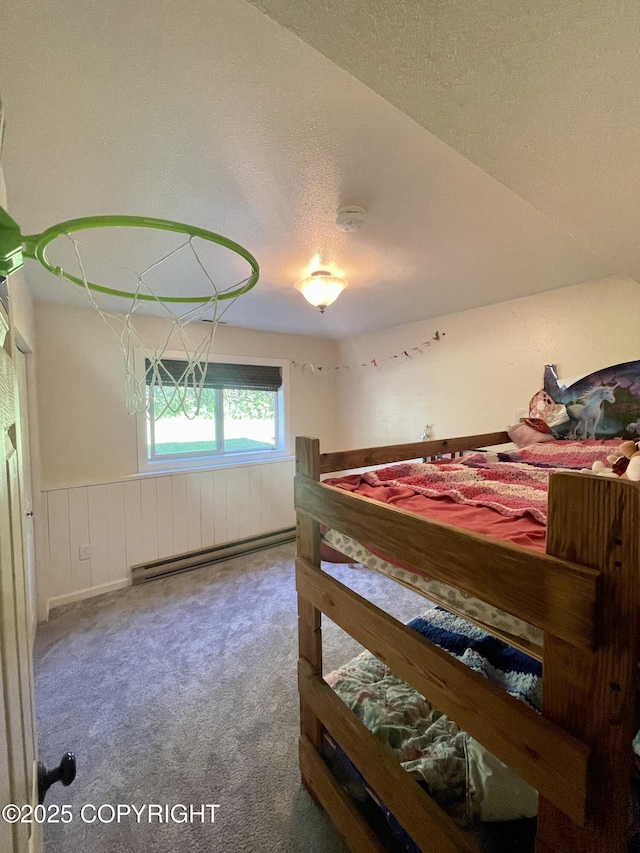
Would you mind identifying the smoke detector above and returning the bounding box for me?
[336,205,366,233]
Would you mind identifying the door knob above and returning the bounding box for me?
[38,752,76,804]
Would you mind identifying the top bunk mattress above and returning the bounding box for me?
[321,441,623,647]
[323,440,622,558]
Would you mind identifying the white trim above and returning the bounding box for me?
[48,578,131,611]
[31,610,37,647]
[135,350,291,474]
[40,454,295,492]
[29,760,44,853]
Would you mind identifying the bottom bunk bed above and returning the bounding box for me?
[323,606,640,852]
[294,432,640,853]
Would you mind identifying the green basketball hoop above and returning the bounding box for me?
[0,206,261,417]
[0,207,259,300]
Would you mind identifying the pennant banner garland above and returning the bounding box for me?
[291,332,445,373]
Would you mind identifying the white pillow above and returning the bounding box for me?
[465,736,538,822]
[507,421,556,449]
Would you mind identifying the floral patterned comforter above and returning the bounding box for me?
[325,607,541,825]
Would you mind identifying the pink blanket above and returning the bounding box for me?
[321,441,620,564]
[361,453,557,524]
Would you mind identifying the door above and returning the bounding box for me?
[15,349,37,647]
[0,302,40,853]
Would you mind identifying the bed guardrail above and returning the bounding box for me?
[317,431,510,474]
[294,474,599,649]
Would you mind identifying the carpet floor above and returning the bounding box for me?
[34,544,432,852]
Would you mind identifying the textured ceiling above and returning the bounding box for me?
[249,0,640,289]
[0,0,616,338]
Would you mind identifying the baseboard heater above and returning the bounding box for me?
[131,527,296,585]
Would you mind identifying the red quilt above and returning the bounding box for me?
[322,441,621,562]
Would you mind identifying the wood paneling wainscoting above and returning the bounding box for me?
[42,459,295,612]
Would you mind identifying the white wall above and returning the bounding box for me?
[33,301,341,609]
[6,270,35,353]
[335,275,640,448]
[0,170,36,349]
[35,301,340,489]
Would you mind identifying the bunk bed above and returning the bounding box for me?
[294,428,640,853]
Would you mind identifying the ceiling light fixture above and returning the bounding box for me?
[294,270,349,313]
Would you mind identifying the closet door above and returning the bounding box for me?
[0,302,39,853]
[15,349,37,646]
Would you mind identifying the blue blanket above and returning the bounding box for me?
[408,608,541,710]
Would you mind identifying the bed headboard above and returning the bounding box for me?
[540,359,640,440]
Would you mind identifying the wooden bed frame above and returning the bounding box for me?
[294,432,640,853]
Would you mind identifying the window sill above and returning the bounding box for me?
[136,451,295,477]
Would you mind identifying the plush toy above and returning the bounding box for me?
[582,440,640,480]
[625,456,640,482]
[588,460,619,478]
[617,440,640,481]
[608,440,640,481]
[618,440,638,458]
[611,441,635,476]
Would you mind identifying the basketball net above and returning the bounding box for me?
[67,234,247,418]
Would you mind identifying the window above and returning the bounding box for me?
[137,353,290,472]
